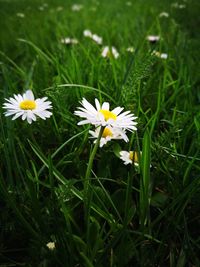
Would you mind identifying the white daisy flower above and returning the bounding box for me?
[71,4,83,11]
[146,35,160,43]
[74,98,137,132]
[120,150,141,166]
[101,46,119,59]
[60,37,78,45]
[89,126,129,147]
[3,90,52,124]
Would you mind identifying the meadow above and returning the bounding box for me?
[0,0,200,266]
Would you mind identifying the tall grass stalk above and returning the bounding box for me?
[140,129,151,229]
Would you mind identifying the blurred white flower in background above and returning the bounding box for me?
[171,2,186,8]
[159,12,169,17]
[60,37,79,45]
[71,4,83,11]
[56,6,63,11]
[126,47,135,53]
[101,46,119,59]
[16,13,25,18]
[126,2,132,6]
[146,35,160,43]
[38,6,44,11]
[178,4,186,8]
[83,29,93,38]
[90,6,97,12]
[152,50,168,59]
[83,29,103,45]
[46,242,56,250]
[38,3,48,11]
[91,34,103,45]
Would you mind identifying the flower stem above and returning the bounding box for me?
[85,126,104,190]
[84,126,104,246]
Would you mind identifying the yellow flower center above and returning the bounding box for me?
[129,151,134,161]
[19,100,36,110]
[99,109,117,121]
[102,127,113,138]
[133,152,139,162]
[129,151,139,162]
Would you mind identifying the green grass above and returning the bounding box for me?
[0,0,200,266]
